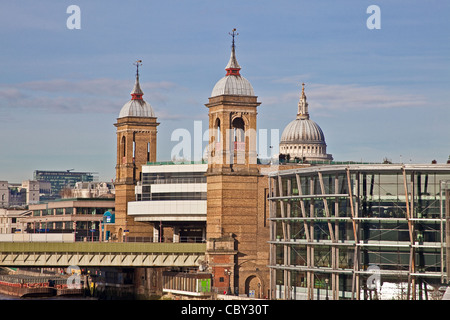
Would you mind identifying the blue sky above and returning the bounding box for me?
[0,1,449,182]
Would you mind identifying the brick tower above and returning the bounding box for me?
[205,30,269,297]
[113,61,159,241]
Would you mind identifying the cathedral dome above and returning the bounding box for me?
[210,29,255,98]
[280,118,326,144]
[118,62,156,118]
[279,84,332,161]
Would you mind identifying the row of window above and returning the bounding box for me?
[276,173,449,200]
[139,192,207,201]
[28,221,99,230]
[142,172,206,185]
[32,207,111,216]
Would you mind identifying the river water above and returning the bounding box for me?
[0,292,97,300]
[0,293,19,300]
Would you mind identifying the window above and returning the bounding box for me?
[150,192,207,201]
[142,172,206,185]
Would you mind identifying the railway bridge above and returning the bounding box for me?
[0,242,206,268]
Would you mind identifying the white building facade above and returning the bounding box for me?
[128,163,207,243]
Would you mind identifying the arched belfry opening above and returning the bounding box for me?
[232,117,245,142]
[231,117,245,164]
[121,136,126,158]
[215,118,221,143]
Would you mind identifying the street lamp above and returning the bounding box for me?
[224,269,232,295]
[325,278,329,300]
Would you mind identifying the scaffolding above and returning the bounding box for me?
[268,164,450,300]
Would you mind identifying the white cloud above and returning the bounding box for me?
[270,74,312,84]
[0,78,181,117]
[261,83,428,111]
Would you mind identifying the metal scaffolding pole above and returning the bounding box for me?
[402,167,415,300]
[346,167,359,300]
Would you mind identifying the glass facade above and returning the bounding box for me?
[142,171,206,185]
[33,170,95,200]
[137,169,207,201]
[268,165,450,300]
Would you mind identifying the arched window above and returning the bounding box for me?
[121,136,126,157]
[215,118,221,143]
[121,136,126,164]
[132,133,136,160]
[232,117,245,142]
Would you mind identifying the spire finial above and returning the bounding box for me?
[225,28,241,76]
[229,28,239,49]
[131,60,144,100]
[133,59,142,78]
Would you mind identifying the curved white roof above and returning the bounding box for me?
[119,99,155,118]
[210,32,255,98]
[211,75,255,97]
[118,73,156,118]
[280,118,326,144]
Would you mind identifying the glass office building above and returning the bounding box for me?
[268,164,450,300]
[33,170,96,200]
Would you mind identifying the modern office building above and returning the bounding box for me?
[33,170,96,200]
[268,163,450,300]
[128,162,207,243]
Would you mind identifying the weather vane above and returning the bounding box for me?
[229,28,239,48]
[133,59,143,77]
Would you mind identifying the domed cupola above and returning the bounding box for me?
[279,83,333,162]
[211,29,255,97]
[119,60,156,118]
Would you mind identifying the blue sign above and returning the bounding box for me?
[103,211,115,224]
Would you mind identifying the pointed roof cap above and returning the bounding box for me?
[225,28,241,76]
[131,60,144,100]
[225,29,241,72]
[211,29,255,97]
[118,60,155,118]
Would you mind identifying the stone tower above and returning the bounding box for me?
[205,30,269,297]
[113,61,159,241]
